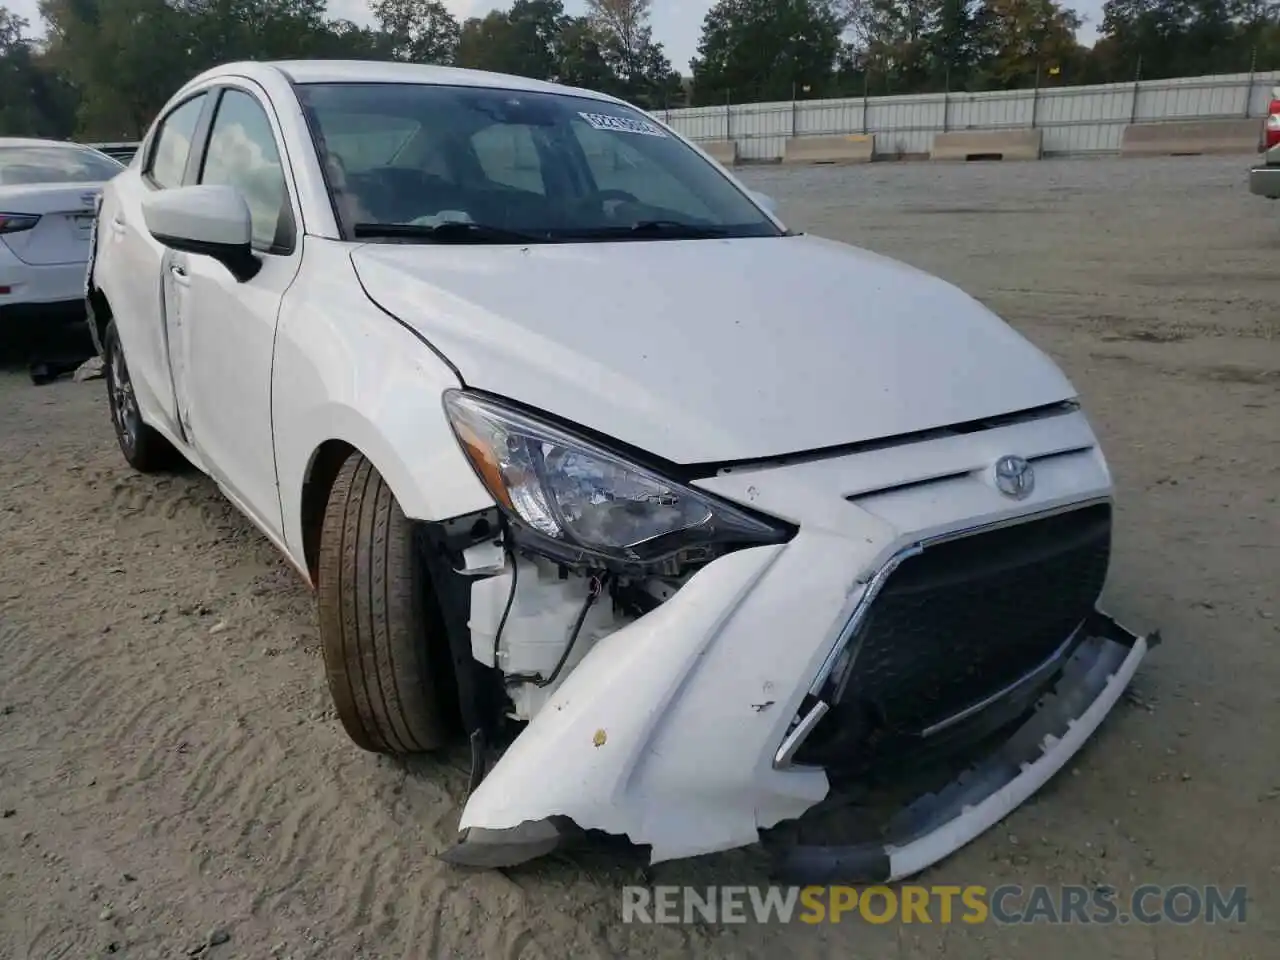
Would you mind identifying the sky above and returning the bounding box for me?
[7,0,1105,77]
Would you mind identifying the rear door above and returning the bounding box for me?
[99,92,214,439]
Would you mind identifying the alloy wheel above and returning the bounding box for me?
[108,339,139,452]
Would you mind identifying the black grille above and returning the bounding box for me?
[795,503,1111,772]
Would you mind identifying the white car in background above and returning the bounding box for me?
[87,59,1156,882]
[0,138,123,327]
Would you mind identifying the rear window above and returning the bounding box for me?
[0,145,124,186]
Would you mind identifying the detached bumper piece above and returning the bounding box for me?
[773,610,1156,884]
[438,816,581,869]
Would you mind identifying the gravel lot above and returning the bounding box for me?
[1,155,1277,959]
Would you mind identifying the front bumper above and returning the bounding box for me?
[442,407,1152,877]
[1249,164,1280,198]
[774,611,1152,882]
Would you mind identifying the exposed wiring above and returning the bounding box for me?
[490,538,518,669]
[506,573,607,689]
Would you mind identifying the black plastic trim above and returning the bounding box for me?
[771,610,1147,885]
[413,509,504,746]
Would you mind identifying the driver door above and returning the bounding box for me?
[174,84,302,542]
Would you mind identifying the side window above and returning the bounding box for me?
[199,89,291,251]
[147,95,207,189]
[470,124,544,195]
[572,121,715,220]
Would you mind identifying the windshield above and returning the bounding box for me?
[0,144,124,186]
[295,82,780,243]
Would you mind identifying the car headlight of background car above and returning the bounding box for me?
[444,390,793,572]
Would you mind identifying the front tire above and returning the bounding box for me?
[103,320,177,472]
[317,452,450,754]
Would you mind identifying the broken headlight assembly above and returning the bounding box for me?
[444,390,793,573]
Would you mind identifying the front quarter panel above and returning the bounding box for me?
[273,237,495,566]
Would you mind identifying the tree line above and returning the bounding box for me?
[2,0,1278,140]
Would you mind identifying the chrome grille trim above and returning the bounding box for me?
[775,495,1113,770]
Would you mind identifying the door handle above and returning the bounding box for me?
[170,264,187,278]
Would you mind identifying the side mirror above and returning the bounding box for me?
[141,184,259,282]
[749,190,778,215]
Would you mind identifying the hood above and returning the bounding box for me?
[350,234,1075,465]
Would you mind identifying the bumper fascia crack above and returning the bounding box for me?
[437,611,1156,878]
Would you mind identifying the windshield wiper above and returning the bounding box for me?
[353,221,544,244]
[629,220,728,238]
[560,220,730,241]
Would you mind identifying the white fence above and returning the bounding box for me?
[657,71,1280,160]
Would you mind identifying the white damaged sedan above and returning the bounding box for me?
[88,59,1156,881]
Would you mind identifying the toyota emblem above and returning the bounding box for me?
[993,455,1035,500]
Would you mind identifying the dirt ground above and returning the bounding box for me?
[1,154,1277,959]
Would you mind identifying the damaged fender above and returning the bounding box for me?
[447,536,868,863]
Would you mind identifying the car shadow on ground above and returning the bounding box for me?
[0,307,97,379]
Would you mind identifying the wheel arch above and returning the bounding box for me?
[293,418,494,586]
[299,438,356,584]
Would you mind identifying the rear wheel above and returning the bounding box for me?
[103,320,178,472]
[317,452,451,754]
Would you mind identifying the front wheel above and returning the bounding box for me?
[103,320,178,473]
[317,452,452,754]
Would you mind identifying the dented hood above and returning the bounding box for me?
[350,234,1076,464]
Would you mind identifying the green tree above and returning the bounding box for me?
[371,0,460,63]
[585,0,681,106]
[456,0,565,79]
[1,7,77,136]
[973,0,1084,88]
[179,0,360,62]
[858,0,936,91]
[311,17,399,59]
[929,0,983,88]
[40,0,195,138]
[1090,0,1270,79]
[36,0,388,138]
[555,16,620,90]
[691,0,843,104]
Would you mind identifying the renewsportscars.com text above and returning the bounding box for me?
[621,884,1248,926]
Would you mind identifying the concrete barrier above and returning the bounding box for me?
[783,134,875,164]
[931,129,1043,161]
[700,140,738,165]
[1119,119,1261,157]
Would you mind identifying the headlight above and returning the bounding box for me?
[444,391,791,568]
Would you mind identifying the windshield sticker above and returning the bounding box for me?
[578,112,667,138]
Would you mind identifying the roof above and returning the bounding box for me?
[192,60,622,105]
